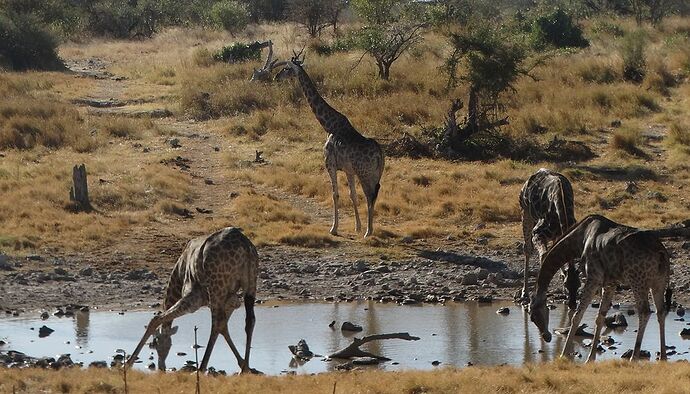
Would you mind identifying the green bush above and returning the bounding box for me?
[0,12,64,71]
[529,9,589,50]
[621,30,647,83]
[213,42,262,63]
[210,0,249,34]
[87,0,163,38]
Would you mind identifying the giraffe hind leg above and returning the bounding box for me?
[652,281,669,361]
[346,172,362,233]
[520,212,536,303]
[327,165,339,236]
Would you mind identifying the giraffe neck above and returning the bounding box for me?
[294,64,354,137]
[534,217,588,297]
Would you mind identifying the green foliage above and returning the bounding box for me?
[210,0,250,34]
[529,8,589,50]
[445,26,527,98]
[0,12,64,71]
[621,30,647,82]
[351,0,406,24]
[87,0,165,38]
[308,36,355,56]
[213,42,262,63]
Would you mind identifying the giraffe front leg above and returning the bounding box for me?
[562,278,598,359]
[346,172,362,233]
[241,293,257,374]
[587,286,612,363]
[520,213,535,304]
[327,165,339,236]
[652,282,668,361]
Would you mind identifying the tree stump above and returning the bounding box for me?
[69,164,91,212]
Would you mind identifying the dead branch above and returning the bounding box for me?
[250,40,287,82]
[329,332,420,360]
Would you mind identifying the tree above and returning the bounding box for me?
[351,0,428,80]
[211,0,250,34]
[287,0,343,37]
[440,25,528,149]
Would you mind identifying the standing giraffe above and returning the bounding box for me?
[529,215,690,362]
[126,227,259,373]
[519,168,579,309]
[275,53,385,238]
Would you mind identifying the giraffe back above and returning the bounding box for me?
[169,228,259,304]
[520,169,576,239]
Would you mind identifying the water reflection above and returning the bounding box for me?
[1,301,687,375]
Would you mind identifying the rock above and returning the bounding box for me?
[680,328,690,337]
[476,269,490,280]
[148,362,156,370]
[38,325,54,338]
[176,352,187,356]
[554,324,593,338]
[621,349,650,359]
[605,312,628,328]
[54,267,68,276]
[335,362,354,371]
[169,138,181,148]
[431,360,441,366]
[682,242,690,250]
[26,254,43,261]
[79,267,93,276]
[329,320,336,328]
[53,354,74,369]
[351,357,379,365]
[611,119,622,128]
[341,322,363,332]
[627,309,636,316]
[402,298,418,305]
[352,260,368,273]
[0,255,14,271]
[496,307,510,315]
[89,361,108,369]
[36,357,56,368]
[486,273,503,285]
[40,311,49,320]
[476,295,493,303]
[288,339,314,360]
[461,273,478,285]
[677,307,686,317]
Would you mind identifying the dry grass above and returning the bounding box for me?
[2,16,690,254]
[1,360,690,393]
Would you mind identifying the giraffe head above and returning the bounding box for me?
[274,49,305,81]
[528,292,552,342]
[150,325,178,371]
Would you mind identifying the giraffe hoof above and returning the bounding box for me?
[329,229,338,236]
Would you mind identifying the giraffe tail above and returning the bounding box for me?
[372,183,381,204]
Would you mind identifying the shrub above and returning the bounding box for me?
[668,123,690,147]
[210,0,249,34]
[610,128,642,156]
[529,9,589,50]
[0,12,64,71]
[213,42,262,63]
[621,30,647,83]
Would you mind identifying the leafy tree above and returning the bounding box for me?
[529,8,589,50]
[0,11,64,70]
[211,0,250,34]
[441,25,528,147]
[350,0,428,80]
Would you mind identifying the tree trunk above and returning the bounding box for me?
[69,164,91,212]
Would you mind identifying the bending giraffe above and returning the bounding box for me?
[126,227,259,373]
[276,53,384,238]
[519,168,579,309]
[529,215,690,362]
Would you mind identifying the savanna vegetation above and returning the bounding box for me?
[1,0,690,255]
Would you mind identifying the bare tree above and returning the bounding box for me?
[356,21,426,80]
[287,0,341,37]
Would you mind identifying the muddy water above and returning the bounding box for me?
[1,301,689,375]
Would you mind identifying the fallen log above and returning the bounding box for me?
[329,332,420,360]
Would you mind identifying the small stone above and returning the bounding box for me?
[461,273,478,285]
[351,357,379,365]
[496,307,510,315]
[79,267,93,276]
[341,322,363,332]
[176,352,187,356]
[54,267,68,276]
[680,328,690,337]
[169,138,181,148]
[605,312,628,328]
[148,362,156,370]
[431,360,441,366]
[329,320,336,328]
[38,325,54,338]
[402,298,418,305]
[677,307,686,317]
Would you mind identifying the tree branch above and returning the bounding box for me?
[329,332,420,360]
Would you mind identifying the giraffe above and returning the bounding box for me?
[529,214,690,362]
[275,53,385,238]
[126,227,259,373]
[519,168,579,309]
